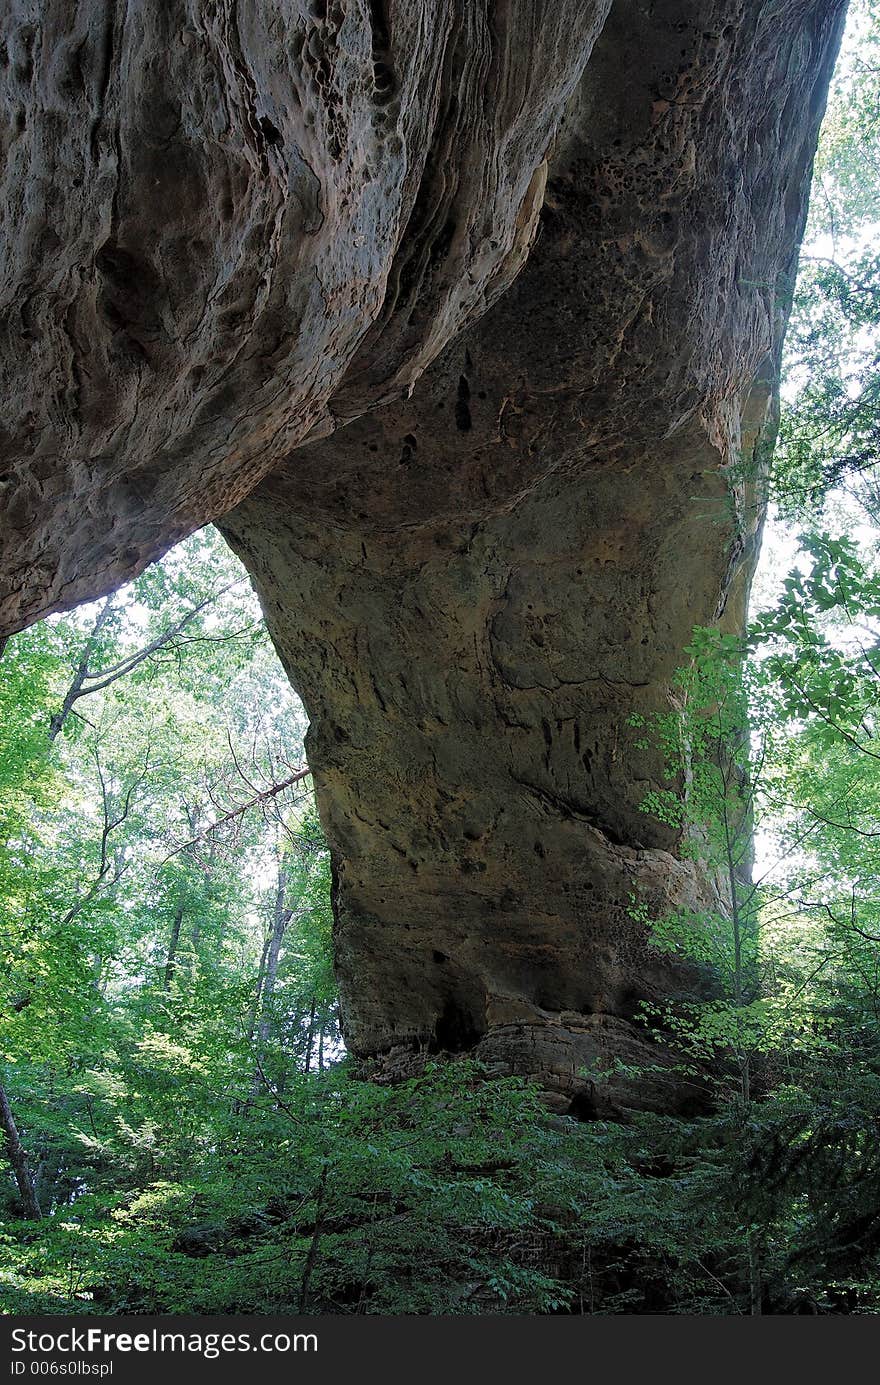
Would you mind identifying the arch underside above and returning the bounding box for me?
[0,1,848,1111]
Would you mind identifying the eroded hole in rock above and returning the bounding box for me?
[429,997,485,1047]
[257,115,283,147]
[566,1089,599,1122]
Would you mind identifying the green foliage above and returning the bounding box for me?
[4,511,880,1315]
[7,1055,880,1316]
[0,527,325,1233]
[775,0,880,519]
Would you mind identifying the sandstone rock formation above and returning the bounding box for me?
[0,0,605,630]
[1,1,848,1111]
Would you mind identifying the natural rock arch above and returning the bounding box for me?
[1,1,847,1111]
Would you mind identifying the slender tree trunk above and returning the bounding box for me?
[188,838,216,970]
[298,1162,329,1314]
[163,903,185,991]
[720,743,761,1312]
[731,889,751,1104]
[721,760,753,1106]
[48,598,114,743]
[318,1027,324,1073]
[247,936,271,1043]
[256,866,289,1049]
[303,994,317,1074]
[250,861,292,1094]
[0,1078,42,1219]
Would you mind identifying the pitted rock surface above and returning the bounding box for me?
[0,0,604,630]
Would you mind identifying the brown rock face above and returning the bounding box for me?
[1,2,846,1111]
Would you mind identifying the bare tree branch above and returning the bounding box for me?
[161,767,312,862]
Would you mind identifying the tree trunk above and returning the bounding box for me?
[163,903,185,991]
[0,1077,42,1220]
[257,867,289,1048]
[303,995,317,1075]
[48,598,114,744]
[188,836,217,968]
[298,1163,329,1314]
[248,936,272,1044]
[251,862,292,1093]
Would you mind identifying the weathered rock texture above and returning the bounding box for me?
[1,1,847,1111]
[0,0,605,630]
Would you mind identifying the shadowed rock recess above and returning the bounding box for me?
[2,2,846,1112]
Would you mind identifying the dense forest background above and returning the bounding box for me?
[4,0,880,1315]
